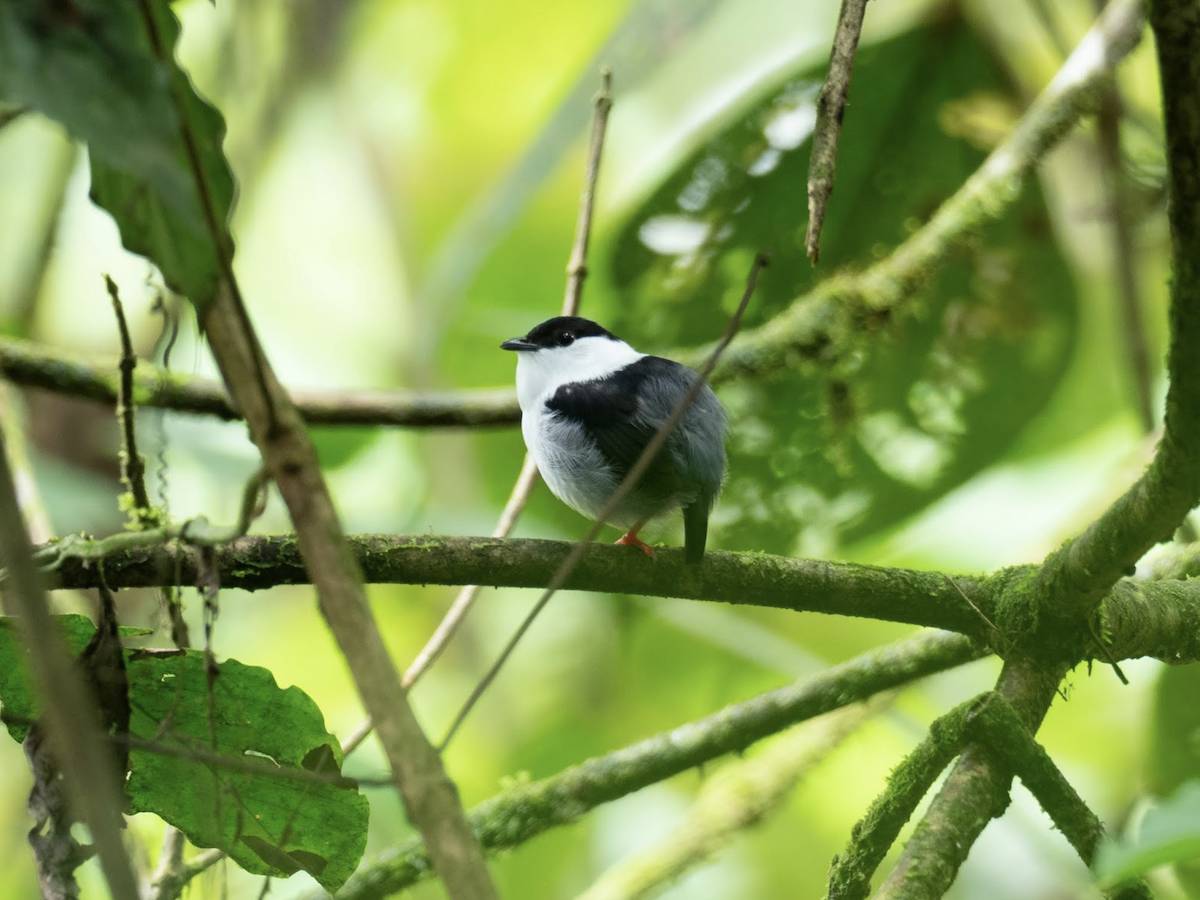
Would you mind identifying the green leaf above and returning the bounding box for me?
[125,651,369,893]
[0,614,98,741]
[0,0,235,308]
[608,13,1075,554]
[0,616,369,893]
[1095,780,1200,887]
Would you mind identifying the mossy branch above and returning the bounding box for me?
[873,658,1067,899]
[291,632,980,900]
[828,700,972,900]
[36,533,1200,664]
[966,695,1132,887]
[967,694,1152,900]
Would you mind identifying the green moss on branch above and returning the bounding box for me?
[297,632,980,900]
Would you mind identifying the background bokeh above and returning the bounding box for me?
[0,0,1182,896]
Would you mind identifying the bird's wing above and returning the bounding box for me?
[545,370,681,492]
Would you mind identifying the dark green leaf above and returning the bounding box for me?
[609,13,1075,554]
[0,613,97,741]
[0,0,235,308]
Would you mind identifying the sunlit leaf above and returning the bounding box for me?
[609,12,1076,555]
[125,650,369,892]
[0,616,369,893]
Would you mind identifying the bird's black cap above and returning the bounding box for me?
[501,316,619,351]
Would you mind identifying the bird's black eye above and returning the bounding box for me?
[557,331,575,347]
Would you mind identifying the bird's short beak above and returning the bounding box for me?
[500,337,538,351]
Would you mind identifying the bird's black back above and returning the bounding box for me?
[545,355,725,515]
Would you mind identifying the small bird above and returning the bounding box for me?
[501,316,726,563]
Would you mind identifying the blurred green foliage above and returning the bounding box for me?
[0,0,1179,897]
[611,17,1075,555]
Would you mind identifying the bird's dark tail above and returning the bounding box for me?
[683,503,708,564]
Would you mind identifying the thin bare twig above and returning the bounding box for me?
[805,0,869,264]
[563,67,613,312]
[439,251,770,751]
[341,70,616,758]
[104,276,154,521]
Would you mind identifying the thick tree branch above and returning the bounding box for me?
[42,533,991,635]
[293,632,981,900]
[1032,0,1200,618]
[37,534,1200,664]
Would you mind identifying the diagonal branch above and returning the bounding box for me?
[967,693,1139,889]
[828,700,973,900]
[873,657,1066,899]
[0,432,139,899]
[200,283,500,899]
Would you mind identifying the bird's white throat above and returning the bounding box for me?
[514,337,644,411]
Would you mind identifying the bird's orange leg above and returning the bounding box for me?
[615,520,655,558]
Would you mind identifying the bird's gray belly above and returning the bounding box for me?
[525,412,682,528]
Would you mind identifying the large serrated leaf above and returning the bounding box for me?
[125,651,368,892]
[0,0,235,308]
[609,13,1076,555]
[0,616,368,893]
[0,614,99,742]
